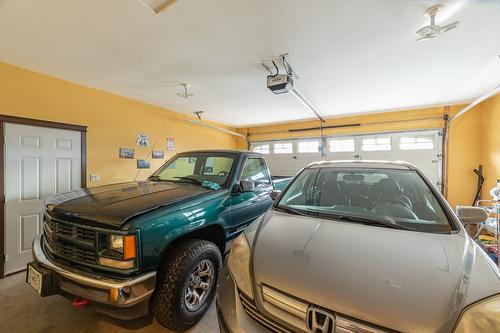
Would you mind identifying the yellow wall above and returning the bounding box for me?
[0,62,237,186]
[446,104,482,208]
[480,94,500,199]
[236,105,484,209]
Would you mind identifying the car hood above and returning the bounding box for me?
[47,181,212,228]
[252,210,485,333]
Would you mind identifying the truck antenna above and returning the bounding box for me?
[134,141,157,182]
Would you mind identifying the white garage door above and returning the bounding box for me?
[251,130,442,190]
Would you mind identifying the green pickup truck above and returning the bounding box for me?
[26,150,290,331]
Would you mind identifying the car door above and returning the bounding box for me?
[230,156,272,234]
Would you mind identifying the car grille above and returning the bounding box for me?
[240,286,393,333]
[239,293,294,333]
[43,214,97,265]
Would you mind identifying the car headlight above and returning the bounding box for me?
[98,235,137,270]
[454,294,500,332]
[227,233,254,299]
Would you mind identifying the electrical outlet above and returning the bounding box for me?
[90,174,100,182]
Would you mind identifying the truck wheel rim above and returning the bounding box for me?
[184,259,215,312]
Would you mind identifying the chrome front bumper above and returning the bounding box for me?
[31,235,156,317]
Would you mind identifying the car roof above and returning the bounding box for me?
[306,160,417,170]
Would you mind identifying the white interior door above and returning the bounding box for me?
[4,123,81,274]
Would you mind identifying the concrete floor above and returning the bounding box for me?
[0,272,219,333]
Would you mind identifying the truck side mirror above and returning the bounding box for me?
[456,206,488,225]
[240,180,256,192]
[270,190,281,201]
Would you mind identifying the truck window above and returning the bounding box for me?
[240,158,270,184]
[151,154,235,186]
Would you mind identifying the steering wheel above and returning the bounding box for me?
[217,171,229,177]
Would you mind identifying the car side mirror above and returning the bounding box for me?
[240,180,256,192]
[456,206,488,225]
[270,190,281,201]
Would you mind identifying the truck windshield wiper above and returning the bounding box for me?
[174,176,202,185]
[328,214,414,231]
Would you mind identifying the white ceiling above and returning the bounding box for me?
[0,0,499,127]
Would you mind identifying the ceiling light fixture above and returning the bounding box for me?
[177,83,194,99]
[416,5,460,41]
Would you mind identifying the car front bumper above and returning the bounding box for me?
[216,265,278,333]
[29,234,157,320]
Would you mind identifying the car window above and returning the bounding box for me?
[277,167,453,233]
[240,158,270,184]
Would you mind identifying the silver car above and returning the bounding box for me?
[217,161,500,333]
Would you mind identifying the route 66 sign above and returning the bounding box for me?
[136,134,150,148]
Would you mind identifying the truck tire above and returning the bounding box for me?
[151,239,222,332]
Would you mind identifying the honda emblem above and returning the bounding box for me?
[306,306,336,333]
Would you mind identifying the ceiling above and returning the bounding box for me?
[0,0,499,127]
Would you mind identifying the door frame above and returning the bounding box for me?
[0,115,87,278]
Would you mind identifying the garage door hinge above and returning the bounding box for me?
[437,153,443,158]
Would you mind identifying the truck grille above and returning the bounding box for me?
[43,214,97,265]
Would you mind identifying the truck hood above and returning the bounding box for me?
[252,210,478,333]
[48,181,212,227]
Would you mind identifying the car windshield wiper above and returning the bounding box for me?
[275,205,320,217]
[328,214,415,231]
[173,176,202,185]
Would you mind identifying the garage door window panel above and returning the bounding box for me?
[399,136,434,150]
[329,139,355,152]
[362,137,391,151]
[298,141,320,153]
[274,142,293,154]
[252,144,270,154]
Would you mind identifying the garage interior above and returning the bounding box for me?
[1,0,500,332]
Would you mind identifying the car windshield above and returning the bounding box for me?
[149,153,235,187]
[276,167,453,233]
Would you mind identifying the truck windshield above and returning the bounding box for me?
[150,153,235,186]
[276,167,454,233]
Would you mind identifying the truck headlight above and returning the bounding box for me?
[110,235,124,253]
[99,235,137,270]
[454,294,500,332]
[227,233,254,299]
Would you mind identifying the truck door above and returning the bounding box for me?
[230,156,272,232]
